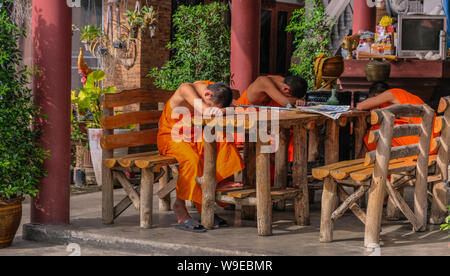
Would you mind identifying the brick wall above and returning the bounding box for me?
[103,0,172,92]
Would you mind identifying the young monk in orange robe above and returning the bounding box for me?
[235,75,308,183]
[157,81,245,232]
[235,75,308,161]
[356,81,438,153]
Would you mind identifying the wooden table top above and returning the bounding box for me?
[193,109,370,128]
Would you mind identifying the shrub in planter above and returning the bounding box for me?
[0,0,48,248]
[149,2,230,90]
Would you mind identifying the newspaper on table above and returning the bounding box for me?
[295,105,351,120]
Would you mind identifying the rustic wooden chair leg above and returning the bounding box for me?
[320,176,338,243]
[102,167,114,225]
[234,203,243,227]
[386,187,404,221]
[430,181,449,224]
[364,176,387,248]
[158,166,171,211]
[140,168,154,229]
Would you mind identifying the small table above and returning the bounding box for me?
[198,109,369,236]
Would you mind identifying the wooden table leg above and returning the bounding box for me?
[354,116,368,159]
[140,168,154,229]
[293,124,309,226]
[201,140,217,230]
[274,127,289,210]
[325,119,340,165]
[243,140,257,220]
[244,140,256,187]
[308,127,320,162]
[256,140,272,236]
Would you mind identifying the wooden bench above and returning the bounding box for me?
[313,99,450,247]
[101,87,241,228]
[101,88,177,228]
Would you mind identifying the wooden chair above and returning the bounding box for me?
[312,101,449,247]
[101,88,242,228]
[101,88,178,228]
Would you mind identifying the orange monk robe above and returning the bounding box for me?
[157,84,245,206]
[364,89,439,153]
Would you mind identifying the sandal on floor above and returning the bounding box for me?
[176,219,207,233]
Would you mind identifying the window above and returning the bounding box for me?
[260,2,301,76]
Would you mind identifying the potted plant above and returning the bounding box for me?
[0,0,48,248]
[125,9,144,39]
[125,5,157,39]
[71,70,129,186]
[80,25,104,56]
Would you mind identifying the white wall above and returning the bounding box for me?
[424,0,443,13]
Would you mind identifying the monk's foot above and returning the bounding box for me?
[216,181,243,192]
[173,198,192,224]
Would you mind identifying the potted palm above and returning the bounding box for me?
[71,70,124,186]
[0,0,48,248]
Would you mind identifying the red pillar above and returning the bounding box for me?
[230,0,261,94]
[353,0,376,34]
[31,0,72,225]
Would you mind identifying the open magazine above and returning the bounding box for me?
[295,105,351,120]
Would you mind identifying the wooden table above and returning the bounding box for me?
[198,109,370,236]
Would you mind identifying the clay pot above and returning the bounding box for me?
[366,59,391,82]
[0,197,23,249]
[321,56,344,78]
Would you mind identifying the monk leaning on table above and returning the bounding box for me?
[235,75,309,162]
[157,80,245,233]
[356,81,439,154]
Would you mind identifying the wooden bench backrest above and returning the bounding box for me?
[436,97,450,187]
[100,88,241,151]
[365,104,437,170]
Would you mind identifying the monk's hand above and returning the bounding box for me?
[205,107,223,117]
[295,99,306,107]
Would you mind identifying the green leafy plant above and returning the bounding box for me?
[441,206,450,232]
[286,0,335,89]
[0,0,48,199]
[80,25,103,44]
[125,5,157,39]
[71,70,116,129]
[148,2,230,90]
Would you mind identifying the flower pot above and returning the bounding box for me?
[0,197,22,249]
[88,128,130,186]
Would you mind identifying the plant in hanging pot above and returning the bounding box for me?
[80,25,104,56]
[125,9,144,39]
[71,70,117,186]
[0,0,48,249]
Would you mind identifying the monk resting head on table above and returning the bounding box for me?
[236,75,308,108]
[356,81,436,157]
[157,81,245,232]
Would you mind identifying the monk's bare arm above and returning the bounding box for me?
[177,83,223,115]
[356,91,399,110]
[252,76,294,107]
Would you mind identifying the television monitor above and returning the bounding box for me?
[397,14,447,58]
